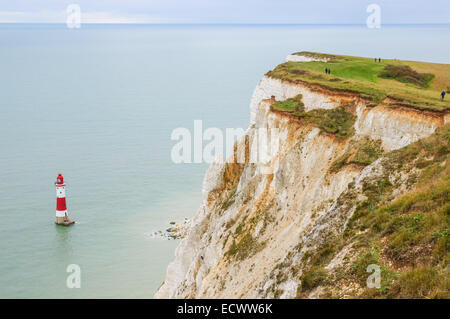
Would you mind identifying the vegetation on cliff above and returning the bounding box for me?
[330,137,384,172]
[158,53,449,299]
[379,64,434,88]
[292,51,337,61]
[272,94,356,139]
[300,124,450,298]
[267,53,450,111]
[272,94,305,114]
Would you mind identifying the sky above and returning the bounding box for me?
[0,0,449,24]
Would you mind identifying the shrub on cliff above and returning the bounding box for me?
[300,267,328,291]
[226,233,265,261]
[379,64,434,88]
[271,95,356,139]
[302,107,356,139]
[271,94,305,114]
[330,137,384,172]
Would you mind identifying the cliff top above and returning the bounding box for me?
[267,52,450,112]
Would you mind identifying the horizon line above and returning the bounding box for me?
[1,22,449,26]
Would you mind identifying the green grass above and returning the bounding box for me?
[293,56,384,83]
[300,267,328,291]
[303,107,356,139]
[350,248,381,282]
[387,267,444,298]
[266,53,450,111]
[267,61,387,103]
[272,94,305,114]
[344,125,450,298]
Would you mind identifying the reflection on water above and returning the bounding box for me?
[54,224,74,256]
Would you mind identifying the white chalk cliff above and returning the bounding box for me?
[155,63,448,299]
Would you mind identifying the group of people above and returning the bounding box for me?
[324,68,331,74]
[374,58,382,62]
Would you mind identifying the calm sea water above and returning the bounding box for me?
[0,24,449,298]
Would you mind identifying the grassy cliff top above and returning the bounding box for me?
[267,52,450,112]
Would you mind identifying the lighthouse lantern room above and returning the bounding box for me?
[55,173,75,226]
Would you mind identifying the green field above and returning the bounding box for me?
[267,52,450,111]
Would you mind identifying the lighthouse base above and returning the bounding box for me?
[55,216,75,226]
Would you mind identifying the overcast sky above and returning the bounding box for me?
[0,0,449,24]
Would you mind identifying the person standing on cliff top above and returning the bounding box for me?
[442,91,446,100]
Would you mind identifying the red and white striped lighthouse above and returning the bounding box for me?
[55,173,74,225]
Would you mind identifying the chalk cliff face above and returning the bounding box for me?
[155,72,448,299]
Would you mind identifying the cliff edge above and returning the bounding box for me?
[156,52,450,299]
